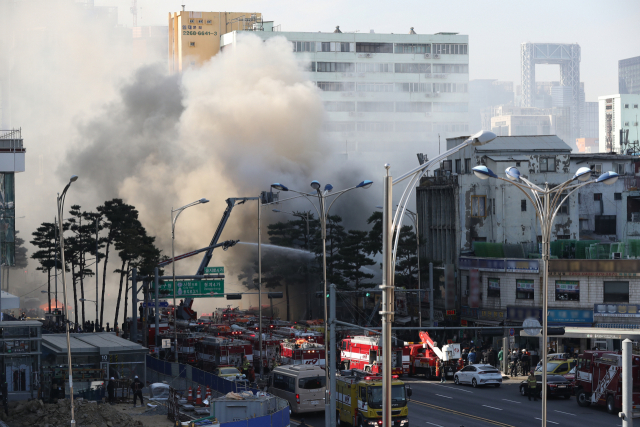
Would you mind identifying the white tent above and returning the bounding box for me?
[0,290,20,310]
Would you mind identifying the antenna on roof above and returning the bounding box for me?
[182,5,185,12]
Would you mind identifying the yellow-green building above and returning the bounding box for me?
[168,10,262,72]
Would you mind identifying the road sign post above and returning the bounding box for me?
[158,279,224,298]
[204,267,224,274]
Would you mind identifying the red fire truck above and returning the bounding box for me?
[195,336,253,370]
[162,331,206,363]
[339,335,407,375]
[575,350,640,414]
[407,331,462,379]
[241,333,281,371]
[273,328,325,344]
[277,339,326,366]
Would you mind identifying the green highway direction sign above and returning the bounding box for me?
[204,266,224,274]
[158,279,224,298]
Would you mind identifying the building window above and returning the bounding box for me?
[317,62,355,72]
[340,42,350,52]
[189,42,195,47]
[615,193,622,200]
[432,102,468,113]
[594,193,602,201]
[357,102,395,113]
[625,104,630,109]
[293,41,315,52]
[432,64,469,73]
[356,63,392,73]
[595,215,616,234]
[432,44,468,55]
[558,191,570,215]
[394,43,430,54]
[395,83,430,93]
[617,164,626,175]
[518,199,525,212]
[357,122,394,132]
[395,102,431,113]
[322,122,355,132]
[317,82,355,92]
[603,281,629,303]
[189,19,195,23]
[555,280,579,301]
[634,104,639,108]
[394,63,431,73]
[394,122,431,132]
[471,195,486,217]
[323,101,355,112]
[487,278,500,298]
[625,122,630,126]
[300,61,316,72]
[433,83,468,93]
[455,159,461,174]
[356,42,393,53]
[516,279,534,300]
[590,164,602,174]
[206,20,212,24]
[198,19,203,24]
[516,161,521,167]
[540,157,556,172]
[465,158,471,174]
[357,83,394,92]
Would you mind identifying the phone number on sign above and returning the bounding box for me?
[183,31,217,36]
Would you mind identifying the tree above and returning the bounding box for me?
[394,225,419,289]
[311,215,347,288]
[336,230,375,290]
[30,223,59,313]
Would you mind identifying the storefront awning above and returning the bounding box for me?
[522,327,640,339]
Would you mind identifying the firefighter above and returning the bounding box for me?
[242,356,251,376]
[437,359,446,383]
[107,377,116,404]
[527,371,538,401]
[130,375,144,407]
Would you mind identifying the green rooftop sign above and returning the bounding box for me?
[204,266,224,274]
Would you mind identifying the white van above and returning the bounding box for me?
[268,365,325,413]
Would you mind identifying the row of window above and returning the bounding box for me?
[292,41,469,54]
[481,278,629,303]
[319,82,468,93]
[322,121,468,133]
[309,62,469,74]
[319,100,468,113]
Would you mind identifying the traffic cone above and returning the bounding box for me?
[187,386,193,402]
[196,386,202,405]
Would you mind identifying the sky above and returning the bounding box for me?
[98,0,640,102]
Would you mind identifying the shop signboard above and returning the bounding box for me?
[505,259,539,273]
[594,303,640,318]
[459,257,505,272]
[461,307,478,319]
[506,305,542,323]
[469,268,480,309]
[478,309,506,322]
[548,309,593,324]
[433,310,445,321]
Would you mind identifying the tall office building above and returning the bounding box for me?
[619,56,640,95]
[598,94,640,153]
[220,25,469,158]
[0,129,25,268]
[168,10,263,72]
[580,101,598,138]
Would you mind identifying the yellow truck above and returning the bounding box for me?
[336,369,411,427]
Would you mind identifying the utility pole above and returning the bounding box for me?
[381,164,393,427]
[131,268,137,343]
[329,284,337,427]
[429,263,434,327]
[622,339,633,427]
[154,268,160,349]
[95,217,99,326]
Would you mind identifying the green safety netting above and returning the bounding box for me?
[472,242,504,258]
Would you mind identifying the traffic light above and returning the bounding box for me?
[365,292,371,297]
[268,292,283,299]
[547,327,565,336]
[316,291,329,298]
[226,294,242,300]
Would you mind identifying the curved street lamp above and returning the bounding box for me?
[171,198,209,362]
[472,164,618,427]
[57,174,78,426]
[270,178,372,427]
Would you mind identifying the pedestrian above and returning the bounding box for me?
[509,351,519,377]
[498,347,504,371]
[242,356,251,376]
[468,348,476,365]
[130,375,144,407]
[438,360,446,383]
[526,371,538,401]
[487,347,496,367]
[107,377,116,404]
[521,349,530,374]
[299,419,307,427]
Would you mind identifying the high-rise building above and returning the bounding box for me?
[580,101,598,138]
[619,56,640,95]
[168,10,263,72]
[0,129,25,267]
[599,94,640,154]
[220,25,469,158]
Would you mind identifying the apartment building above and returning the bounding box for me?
[598,94,640,154]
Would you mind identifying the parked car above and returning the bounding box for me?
[535,353,571,370]
[519,374,573,399]
[215,366,242,378]
[563,366,577,394]
[535,359,576,376]
[454,364,502,388]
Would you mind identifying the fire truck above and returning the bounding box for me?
[162,331,205,363]
[336,369,411,427]
[339,336,408,376]
[273,328,325,344]
[195,336,253,370]
[277,339,326,366]
[241,333,281,370]
[407,331,461,379]
[575,350,640,415]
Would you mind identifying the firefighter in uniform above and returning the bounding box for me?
[527,371,538,401]
[438,359,446,383]
[242,356,251,377]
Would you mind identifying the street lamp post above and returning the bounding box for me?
[171,198,209,362]
[381,130,498,427]
[271,179,373,427]
[472,164,619,427]
[57,174,78,427]
[272,209,312,319]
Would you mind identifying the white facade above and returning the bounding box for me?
[598,94,640,153]
[221,29,469,159]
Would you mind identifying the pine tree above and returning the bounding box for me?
[337,230,375,290]
[30,223,59,313]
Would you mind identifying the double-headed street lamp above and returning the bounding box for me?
[271,179,373,427]
[171,198,209,362]
[472,164,619,427]
[58,174,78,427]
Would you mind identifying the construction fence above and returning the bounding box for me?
[145,356,290,427]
